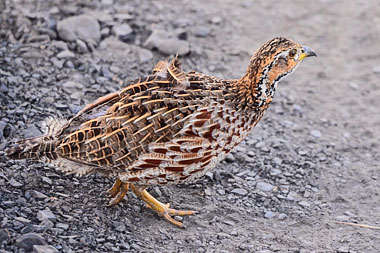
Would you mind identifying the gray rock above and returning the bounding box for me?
[76,39,89,53]
[37,208,56,221]
[14,217,31,223]
[272,157,282,165]
[138,48,154,63]
[42,176,52,185]
[115,224,126,232]
[62,81,84,93]
[231,188,248,196]
[56,50,75,59]
[310,129,322,138]
[57,15,101,42]
[264,211,275,219]
[32,190,48,200]
[9,177,23,187]
[15,233,46,251]
[56,223,69,230]
[112,24,133,41]
[372,66,380,74]
[299,200,311,208]
[278,213,287,220]
[225,153,236,162]
[193,26,211,37]
[256,182,274,192]
[33,245,58,253]
[144,30,190,56]
[0,229,8,243]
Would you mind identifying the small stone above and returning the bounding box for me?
[310,129,322,138]
[115,224,126,232]
[337,247,350,253]
[37,208,56,221]
[225,153,236,162]
[217,189,225,195]
[299,200,311,208]
[0,229,9,243]
[278,213,287,220]
[231,188,248,196]
[138,48,153,63]
[14,217,32,223]
[222,220,235,226]
[349,82,359,90]
[256,182,274,192]
[193,26,211,37]
[16,233,47,251]
[264,211,275,219]
[33,245,58,253]
[144,30,190,56]
[272,157,282,165]
[57,15,101,42]
[210,16,222,24]
[62,81,84,92]
[335,215,350,222]
[56,50,75,59]
[42,177,52,185]
[56,223,69,230]
[76,39,89,53]
[372,66,380,74]
[9,177,23,187]
[112,24,133,41]
[33,190,48,200]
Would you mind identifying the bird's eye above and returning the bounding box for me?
[289,49,297,58]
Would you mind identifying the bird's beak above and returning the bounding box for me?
[299,46,317,60]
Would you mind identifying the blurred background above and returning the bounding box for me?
[0,0,379,252]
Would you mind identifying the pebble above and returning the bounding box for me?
[193,26,211,37]
[76,39,89,53]
[310,129,322,138]
[278,213,287,220]
[256,182,274,192]
[272,157,282,165]
[56,223,69,230]
[37,208,57,221]
[138,48,154,63]
[264,211,275,219]
[57,15,101,42]
[33,245,58,253]
[231,188,248,196]
[42,176,52,185]
[112,24,133,41]
[0,229,8,243]
[15,233,47,251]
[56,50,75,59]
[337,247,350,253]
[372,66,380,74]
[144,30,190,56]
[32,190,48,200]
[298,200,311,208]
[9,177,23,187]
[225,153,236,162]
[115,224,126,232]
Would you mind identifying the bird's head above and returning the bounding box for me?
[243,37,316,106]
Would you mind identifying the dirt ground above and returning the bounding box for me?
[0,0,379,252]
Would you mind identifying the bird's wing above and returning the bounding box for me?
[54,58,235,178]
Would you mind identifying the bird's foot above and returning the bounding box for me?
[130,184,197,228]
[106,178,130,206]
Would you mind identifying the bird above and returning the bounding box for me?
[5,37,316,228]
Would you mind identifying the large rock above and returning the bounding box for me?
[57,15,101,42]
[144,30,190,56]
[15,233,46,251]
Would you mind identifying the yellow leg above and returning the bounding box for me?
[107,178,123,198]
[130,184,197,228]
[107,179,130,206]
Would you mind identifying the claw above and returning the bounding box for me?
[106,179,129,206]
[130,184,197,228]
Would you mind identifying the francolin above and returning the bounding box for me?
[6,37,316,227]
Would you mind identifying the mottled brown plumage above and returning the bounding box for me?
[6,37,316,227]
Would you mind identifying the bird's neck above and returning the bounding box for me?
[235,58,279,111]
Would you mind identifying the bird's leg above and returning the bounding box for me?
[107,178,130,206]
[107,178,122,198]
[130,184,197,228]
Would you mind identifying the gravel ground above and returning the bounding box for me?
[1,0,379,252]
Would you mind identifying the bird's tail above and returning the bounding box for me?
[5,135,58,161]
